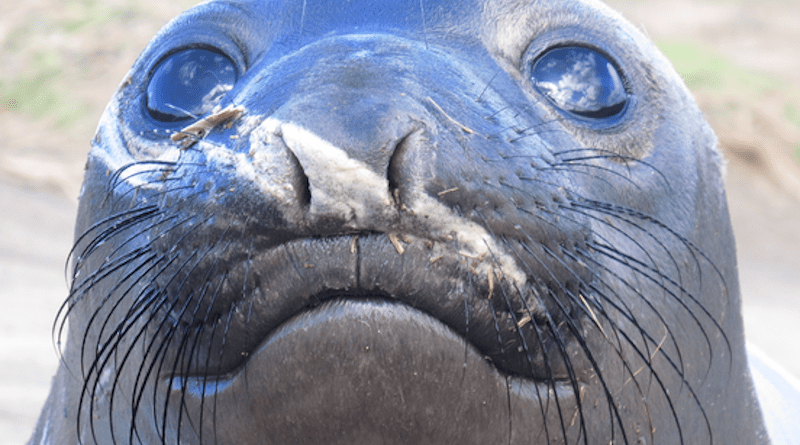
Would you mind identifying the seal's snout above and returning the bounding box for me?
[92,27,597,385]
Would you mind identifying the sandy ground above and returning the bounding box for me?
[1,0,799,443]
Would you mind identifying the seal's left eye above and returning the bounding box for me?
[531,46,628,119]
[146,48,238,123]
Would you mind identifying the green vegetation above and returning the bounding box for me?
[786,104,800,130]
[61,0,139,34]
[658,40,800,161]
[0,0,198,127]
[657,41,784,94]
[4,51,64,120]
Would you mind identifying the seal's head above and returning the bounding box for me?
[33,0,769,444]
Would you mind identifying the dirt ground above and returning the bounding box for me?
[1,0,799,443]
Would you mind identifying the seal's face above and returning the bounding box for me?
[50,0,765,444]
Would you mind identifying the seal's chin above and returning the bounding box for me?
[170,300,580,444]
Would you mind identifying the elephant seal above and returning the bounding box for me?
[29,0,771,443]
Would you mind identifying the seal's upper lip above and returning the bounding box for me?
[164,233,573,381]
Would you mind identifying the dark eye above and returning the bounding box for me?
[146,48,238,123]
[531,46,628,119]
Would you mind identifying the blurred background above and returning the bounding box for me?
[1,0,798,443]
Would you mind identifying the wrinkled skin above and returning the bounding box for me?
[29,0,770,444]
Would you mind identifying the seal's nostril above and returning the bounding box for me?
[287,148,312,207]
[386,127,428,210]
[387,130,413,208]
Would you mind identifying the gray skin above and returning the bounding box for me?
[29,0,770,444]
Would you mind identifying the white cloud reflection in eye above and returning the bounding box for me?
[147,49,238,122]
[532,46,627,119]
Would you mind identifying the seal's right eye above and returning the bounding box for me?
[146,48,238,123]
[530,46,628,120]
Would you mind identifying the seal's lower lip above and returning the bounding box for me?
[175,299,489,397]
[172,299,578,443]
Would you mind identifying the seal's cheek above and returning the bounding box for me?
[173,301,579,445]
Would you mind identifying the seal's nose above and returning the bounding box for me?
[252,41,438,228]
[271,45,425,172]
[276,119,403,227]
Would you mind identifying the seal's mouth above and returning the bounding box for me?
[158,233,579,384]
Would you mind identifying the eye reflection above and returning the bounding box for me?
[531,46,628,119]
[146,48,238,123]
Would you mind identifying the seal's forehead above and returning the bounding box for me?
[186,0,463,38]
[177,0,628,48]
